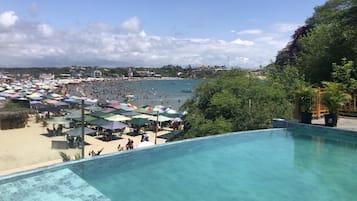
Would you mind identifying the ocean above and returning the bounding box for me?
[122,79,201,110]
[69,79,202,111]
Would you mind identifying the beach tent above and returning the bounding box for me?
[128,118,150,126]
[73,115,97,122]
[101,121,128,130]
[88,118,110,127]
[47,117,72,125]
[148,115,172,122]
[65,127,96,137]
[121,111,140,117]
[84,105,102,112]
[132,114,153,119]
[65,112,82,119]
[105,114,131,122]
[90,111,109,118]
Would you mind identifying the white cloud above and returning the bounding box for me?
[0,15,295,68]
[38,24,54,37]
[274,23,301,33]
[237,29,262,35]
[0,11,18,27]
[231,38,254,46]
[120,16,142,33]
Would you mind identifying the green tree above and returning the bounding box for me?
[331,58,357,90]
[179,69,293,139]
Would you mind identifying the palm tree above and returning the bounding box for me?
[321,82,351,126]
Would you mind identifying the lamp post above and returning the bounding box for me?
[155,110,159,144]
[81,99,85,159]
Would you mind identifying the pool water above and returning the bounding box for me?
[1,128,357,201]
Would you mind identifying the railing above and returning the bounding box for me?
[310,88,357,118]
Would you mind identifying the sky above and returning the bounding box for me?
[0,0,327,68]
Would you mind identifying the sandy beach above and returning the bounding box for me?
[0,116,168,176]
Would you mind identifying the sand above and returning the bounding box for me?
[0,116,168,176]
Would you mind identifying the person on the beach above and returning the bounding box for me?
[117,144,124,151]
[89,148,104,156]
[126,138,134,150]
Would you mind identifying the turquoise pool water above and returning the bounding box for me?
[1,127,357,201]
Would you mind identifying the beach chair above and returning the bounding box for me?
[47,128,54,136]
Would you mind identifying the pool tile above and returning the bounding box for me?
[0,168,110,201]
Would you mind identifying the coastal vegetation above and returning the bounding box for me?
[179,69,293,139]
[0,101,29,130]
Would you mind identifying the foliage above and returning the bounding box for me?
[321,82,352,114]
[59,152,71,162]
[74,153,81,160]
[295,85,317,112]
[273,0,357,85]
[331,58,357,90]
[42,119,48,127]
[264,64,304,102]
[180,69,293,139]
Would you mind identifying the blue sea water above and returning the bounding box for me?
[122,79,201,110]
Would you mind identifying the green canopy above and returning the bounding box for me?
[128,118,150,126]
[148,115,172,122]
[73,115,97,122]
[88,118,110,126]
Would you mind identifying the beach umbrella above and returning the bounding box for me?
[101,121,128,130]
[173,117,182,122]
[47,117,72,125]
[121,111,140,116]
[88,118,110,127]
[136,108,156,115]
[112,109,128,115]
[90,111,109,118]
[128,118,150,126]
[116,103,136,111]
[84,105,102,112]
[148,115,172,122]
[132,114,153,119]
[73,115,97,122]
[66,127,96,137]
[101,107,116,113]
[108,102,120,109]
[105,114,131,122]
[45,99,59,104]
[65,112,82,119]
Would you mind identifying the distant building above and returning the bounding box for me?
[39,73,55,80]
[93,70,102,78]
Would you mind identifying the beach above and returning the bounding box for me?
[0,77,198,176]
[0,116,169,176]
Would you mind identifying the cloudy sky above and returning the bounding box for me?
[0,0,326,68]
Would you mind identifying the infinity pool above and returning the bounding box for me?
[1,127,357,201]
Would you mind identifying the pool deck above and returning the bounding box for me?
[312,116,357,131]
